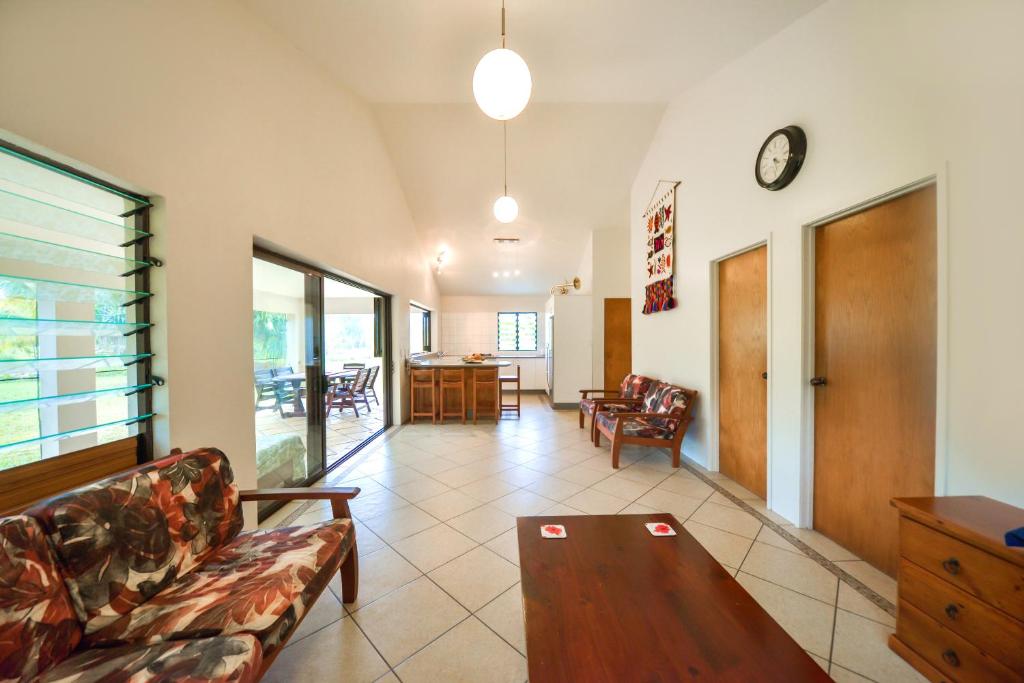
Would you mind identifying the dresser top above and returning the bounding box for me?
[893,496,1024,567]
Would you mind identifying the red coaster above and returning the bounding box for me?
[645,522,676,537]
[540,524,567,539]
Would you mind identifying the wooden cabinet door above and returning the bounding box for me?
[718,246,768,499]
[813,184,937,575]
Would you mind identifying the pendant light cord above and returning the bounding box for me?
[501,0,507,48]
[503,120,508,196]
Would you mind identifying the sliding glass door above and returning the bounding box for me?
[252,252,390,520]
[323,277,387,468]
[252,257,323,516]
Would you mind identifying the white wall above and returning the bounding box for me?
[630,0,1024,523]
[0,0,440,516]
[589,228,632,388]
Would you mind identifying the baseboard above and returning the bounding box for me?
[552,402,578,410]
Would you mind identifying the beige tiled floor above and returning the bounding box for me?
[261,396,926,683]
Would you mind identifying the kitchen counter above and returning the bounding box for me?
[410,358,511,368]
[408,358,513,421]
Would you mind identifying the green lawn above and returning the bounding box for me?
[0,370,130,471]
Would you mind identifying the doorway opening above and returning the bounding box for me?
[252,250,392,521]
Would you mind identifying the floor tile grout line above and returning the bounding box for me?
[676,455,897,618]
[826,578,840,676]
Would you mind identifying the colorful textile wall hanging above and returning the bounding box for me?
[642,182,679,314]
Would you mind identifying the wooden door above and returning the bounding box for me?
[718,246,768,499]
[603,298,632,392]
[813,184,937,576]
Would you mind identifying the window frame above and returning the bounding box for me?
[497,311,538,352]
[409,303,431,354]
[0,137,155,475]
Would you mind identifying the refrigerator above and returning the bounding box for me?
[545,295,592,407]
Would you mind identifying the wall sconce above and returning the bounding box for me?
[435,249,449,274]
[550,276,581,296]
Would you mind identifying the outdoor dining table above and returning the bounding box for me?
[273,368,361,418]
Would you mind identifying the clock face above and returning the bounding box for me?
[759,133,790,184]
[755,126,806,191]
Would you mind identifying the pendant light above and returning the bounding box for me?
[493,121,518,223]
[473,1,532,121]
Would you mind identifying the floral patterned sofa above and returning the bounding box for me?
[593,380,698,468]
[0,447,359,683]
[578,373,655,440]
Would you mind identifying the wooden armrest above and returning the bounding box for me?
[601,412,675,421]
[238,487,360,502]
[592,397,641,404]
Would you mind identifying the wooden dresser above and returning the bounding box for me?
[889,496,1024,682]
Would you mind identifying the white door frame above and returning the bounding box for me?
[708,236,773,504]
[798,171,950,528]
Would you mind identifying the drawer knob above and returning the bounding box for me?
[942,649,960,667]
[941,557,960,575]
[944,603,959,620]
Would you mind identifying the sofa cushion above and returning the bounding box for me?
[0,516,82,682]
[40,634,262,683]
[621,374,655,400]
[28,448,243,634]
[84,519,353,659]
[641,382,690,428]
[581,398,642,417]
[594,412,672,439]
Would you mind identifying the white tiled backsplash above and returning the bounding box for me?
[440,311,544,357]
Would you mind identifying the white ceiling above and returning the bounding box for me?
[244,0,824,294]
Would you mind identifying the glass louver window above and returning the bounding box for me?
[497,312,538,352]
[0,142,156,472]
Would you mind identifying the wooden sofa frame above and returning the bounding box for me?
[593,387,698,469]
[236,486,360,677]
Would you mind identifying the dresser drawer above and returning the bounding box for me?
[901,517,1024,620]
[897,600,1023,683]
[900,560,1024,672]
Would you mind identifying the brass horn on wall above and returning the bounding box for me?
[550,276,581,296]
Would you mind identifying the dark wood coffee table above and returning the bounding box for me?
[517,513,832,682]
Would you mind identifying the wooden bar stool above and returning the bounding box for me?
[471,367,499,424]
[409,368,436,424]
[439,368,466,424]
[499,363,521,418]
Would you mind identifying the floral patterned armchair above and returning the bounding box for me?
[578,374,655,439]
[593,381,698,469]
[0,447,359,683]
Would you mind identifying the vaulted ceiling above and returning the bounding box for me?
[243,0,824,294]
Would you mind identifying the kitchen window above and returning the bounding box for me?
[497,312,538,352]
[409,304,431,354]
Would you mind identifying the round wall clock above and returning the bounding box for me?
[755,125,806,191]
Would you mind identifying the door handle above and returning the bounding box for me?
[810,377,827,386]
[761,371,768,380]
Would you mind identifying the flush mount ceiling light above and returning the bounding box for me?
[493,122,519,223]
[473,1,532,121]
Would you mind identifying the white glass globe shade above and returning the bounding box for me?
[473,48,532,120]
[493,195,519,223]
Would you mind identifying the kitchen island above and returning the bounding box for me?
[409,357,511,421]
